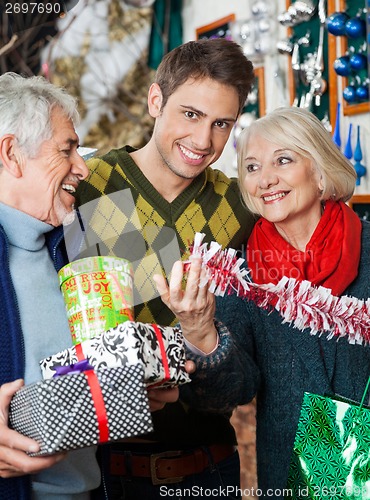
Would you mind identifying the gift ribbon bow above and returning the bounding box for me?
[53,359,109,442]
[53,359,94,376]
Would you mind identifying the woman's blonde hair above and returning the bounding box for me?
[237,107,357,214]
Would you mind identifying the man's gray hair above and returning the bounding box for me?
[0,72,79,164]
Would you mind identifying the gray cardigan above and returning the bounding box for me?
[183,220,370,499]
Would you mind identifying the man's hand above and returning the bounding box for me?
[147,386,179,412]
[0,379,65,478]
[147,361,195,412]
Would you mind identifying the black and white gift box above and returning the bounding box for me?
[9,364,153,456]
[40,321,191,388]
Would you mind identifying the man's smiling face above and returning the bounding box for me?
[17,106,89,226]
[149,77,239,181]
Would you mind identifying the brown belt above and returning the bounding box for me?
[110,444,236,485]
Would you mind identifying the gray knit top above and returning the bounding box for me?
[183,220,370,499]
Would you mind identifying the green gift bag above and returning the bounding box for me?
[286,378,370,500]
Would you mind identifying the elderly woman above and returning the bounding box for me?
[155,107,370,499]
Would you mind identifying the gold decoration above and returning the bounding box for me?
[46,2,154,153]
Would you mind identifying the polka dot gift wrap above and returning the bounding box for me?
[9,364,153,456]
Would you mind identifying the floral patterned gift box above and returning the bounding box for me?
[39,321,191,388]
[9,363,153,456]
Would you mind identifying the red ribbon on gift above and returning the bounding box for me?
[84,369,109,442]
[56,349,110,443]
[149,324,171,388]
[75,342,85,362]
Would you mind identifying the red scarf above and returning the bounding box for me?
[247,200,362,296]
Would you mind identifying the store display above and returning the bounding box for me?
[327,0,369,113]
[277,0,329,117]
[278,0,315,27]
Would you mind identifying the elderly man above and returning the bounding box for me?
[0,72,178,500]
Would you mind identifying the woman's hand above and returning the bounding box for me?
[153,258,218,354]
[0,379,65,478]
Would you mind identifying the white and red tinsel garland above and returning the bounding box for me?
[186,232,370,345]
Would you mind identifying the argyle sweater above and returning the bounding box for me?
[76,145,255,327]
[76,145,255,446]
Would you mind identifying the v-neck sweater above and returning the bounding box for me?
[76,145,255,326]
[117,149,210,222]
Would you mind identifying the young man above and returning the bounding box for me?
[76,38,256,499]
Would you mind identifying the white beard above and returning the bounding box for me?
[62,207,76,226]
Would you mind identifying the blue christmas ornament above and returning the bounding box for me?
[354,126,366,185]
[355,162,367,185]
[332,102,341,147]
[334,55,351,76]
[326,11,350,36]
[356,84,369,100]
[344,123,353,159]
[345,17,366,39]
[354,126,363,163]
[343,85,357,103]
[349,53,367,71]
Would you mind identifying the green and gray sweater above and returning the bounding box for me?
[76,145,255,327]
[76,145,255,446]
